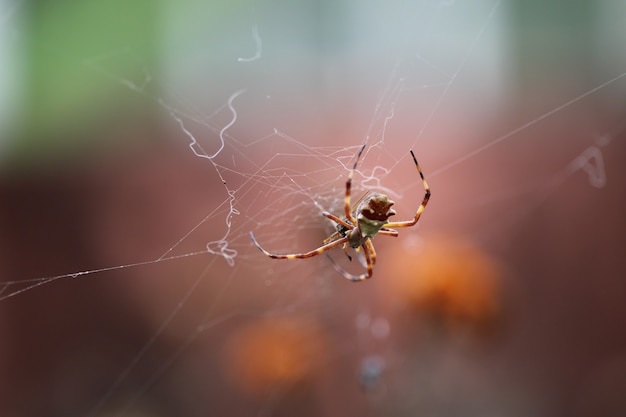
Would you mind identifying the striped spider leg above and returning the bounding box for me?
[249,145,430,282]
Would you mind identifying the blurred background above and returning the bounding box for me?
[1,0,625,416]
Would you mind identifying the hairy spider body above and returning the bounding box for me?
[250,145,430,281]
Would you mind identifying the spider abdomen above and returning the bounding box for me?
[357,193,396,238]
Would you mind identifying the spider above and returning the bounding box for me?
[249,145,431,281]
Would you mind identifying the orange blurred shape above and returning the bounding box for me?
[388,235,502,334]
[222,316,328,395]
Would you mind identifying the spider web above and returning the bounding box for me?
[1,1,626,416]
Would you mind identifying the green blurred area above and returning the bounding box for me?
[13,0,160,165]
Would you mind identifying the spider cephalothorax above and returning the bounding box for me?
[250,145,430,281]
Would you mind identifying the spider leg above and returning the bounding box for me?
[345,144,366,224]
[342,241,353,262]
[321,211,354,230]
[383,150,431,228]
[365,239,377,265]
[323,231,342,244]
[326,239,374,282]
[323,230,347,245]
[378,228,399,237]
[250,232,348,259]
